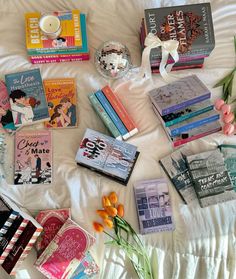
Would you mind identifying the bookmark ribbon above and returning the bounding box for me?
[139,33,179,83]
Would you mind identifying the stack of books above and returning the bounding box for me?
[140,3,215,73]
[0,195,43,275]
[25,10,89,64]
[34,209,99,279]
[89,86,138,140]
[160,145,236,207]
[149,75,221,147]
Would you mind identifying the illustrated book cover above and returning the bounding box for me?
[186,149,235,207]
[149,75,211,116]
[75,128,139,185]
[14,130,52,185]
[144,3,215,60]
[159,148,197,204]
[35,208,71,256]
[44,78,78,128]
[5,69,50,127]
[134,178,174,234]
[34,218,95,279]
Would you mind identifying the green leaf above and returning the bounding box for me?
[214,69,235,88]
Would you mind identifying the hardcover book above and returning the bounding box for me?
[0,196,18,233]
[70,252,99,279]
[35,208,71,256]
[14,130,52,185]
[134,178,174,234]
[219,144,236,192]
[5,69,50,127]
[44,78,78,128]
[159,148,197,204]
[149,75,211,116]
[144,3,215,60]
[0,81,15,133]
[34,218,95,279]
[186,149,235,207]
[75,128,139,185]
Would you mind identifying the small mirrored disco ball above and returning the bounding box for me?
[94,41,132,79]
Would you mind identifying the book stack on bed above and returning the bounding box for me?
[140,3,215,73]
[159,145,236,207]
[149,75,222,147]
[25,10,89,64]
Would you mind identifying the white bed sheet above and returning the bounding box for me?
[0,0,235,278]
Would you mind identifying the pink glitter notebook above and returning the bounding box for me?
[34,218,95,279]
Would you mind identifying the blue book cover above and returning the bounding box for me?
[167,110,220,137]
[149,75,211,116]
[75,128,139,185]
[94,90,129,138]
[5,69,49,127]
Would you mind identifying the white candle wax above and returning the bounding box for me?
[39,14,61,39]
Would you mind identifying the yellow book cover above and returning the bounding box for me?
[44,78,78,128]
[25,10,82,50]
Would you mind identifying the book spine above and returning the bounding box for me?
[173,127,222,148]
[10,229,42,275]
[165,105,214,127]
[30,54,90,64]
[151,64,203,74]
[95,90,130,139]
[168,113,220,137]
[162,93,211,116]
[0,220,28,264]
[102,86,138,136]
[0,211,18,239]
[27,47,86,56]
[88,94,122,140]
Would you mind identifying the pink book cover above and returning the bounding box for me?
[14,130,52,185]
[35,208,71,256]
[30,54,89,64]
[34,218,95,279]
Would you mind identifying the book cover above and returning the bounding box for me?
[219,144,236,192]
[159,148,197,204]
[44,78,78,128]
[71,252,99,279]
[144,3,215,60]
[35,208,71,256]
[0,81,16,132]
[75,128,139,185]
[14,130,52,185]
[134,178,174,234]
[5,69,50,127]
[160,99,214,127]
[149,75,211,116]
[34,218,95,279]
[186,149,235,207]
[0,211,19,239]
[30,53,90,64]
[88,93,122,140]
[25,10,82,50]
[166,110,219,137]
[0,196,16,230]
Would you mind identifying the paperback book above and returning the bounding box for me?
[34,218,95,279]
[159,148,197,204]
[44,78,78,128]
[149,75,211,116]
[134,178,174,234]
[186,149,235,207]
[75,128,139,185]
[14,130,52,185]
[5,69,50,127]
[35,208,71,256]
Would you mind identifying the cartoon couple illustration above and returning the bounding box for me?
[48,97,76,128]
[9,89,40,126]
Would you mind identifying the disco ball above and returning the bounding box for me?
[94,41,132,79]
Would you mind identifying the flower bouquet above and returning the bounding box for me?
[93,192,153,279]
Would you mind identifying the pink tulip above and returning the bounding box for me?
[223,112,234,124]
[214,99,225,110]
[221,104,231,115]
[223,123,235,135]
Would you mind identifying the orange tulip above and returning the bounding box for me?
[105,206,117,217]
[102,196,111,208]
[108,192,118,204]
[93,222,104,233]
[104,218,113,229]
[117,204,124,217]
[96,210,109,219]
